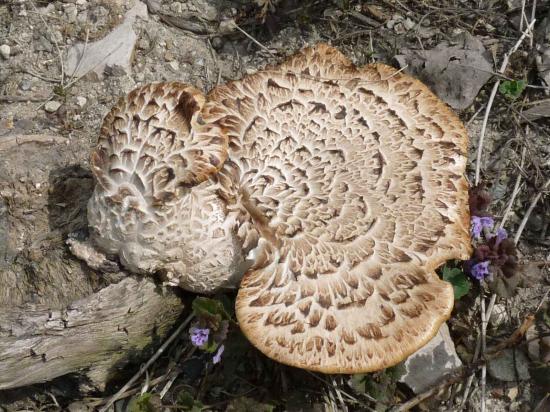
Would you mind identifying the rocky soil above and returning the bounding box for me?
[1,0,549,411]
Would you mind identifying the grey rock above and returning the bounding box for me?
[395,32,493,110]
[64,2,148,79]
[14,118,36,131]
[44,101,62,113]
[64,3,78,22]
[397,323,462,393]
[35,36,53,52]
[0,44,10,60]
[487,349,530,381]
[522,100,550,121]
[19,79,32,91]
[76,96,87,108]
[144,0,161,14]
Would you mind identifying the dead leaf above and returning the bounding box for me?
[394,32,493,110]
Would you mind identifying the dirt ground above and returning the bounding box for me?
[0,0,549,411]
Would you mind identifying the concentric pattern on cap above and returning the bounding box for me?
[89,44,471,373]
[203,44,471,372]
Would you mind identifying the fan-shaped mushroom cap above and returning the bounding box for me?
[202,44,472,373]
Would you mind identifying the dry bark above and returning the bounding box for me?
[0,135,184,391]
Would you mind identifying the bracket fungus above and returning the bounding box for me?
[83,44,472,373]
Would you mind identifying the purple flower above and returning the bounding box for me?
[471,260,490,280]
[213,344,225,364]
[471,216,494,239]
[190,327,210,347]
[494,227,507,246]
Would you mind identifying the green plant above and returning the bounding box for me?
[441,265,471,300]
[499,79,526,100]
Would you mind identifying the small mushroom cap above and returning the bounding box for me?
[204,44,472,373]
[87,82,241,291]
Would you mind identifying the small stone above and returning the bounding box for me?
[64,4,78,22]
[397,323,462,393]
[164,51,175,62]
[211,36,223,50]
[77,10,88,24]
[76,0,87,5]
[402,17,416,31]
[44,101,62,113]
[170,2,182,13]
[507,386,519,401]
[487,349,530,382]
[19,79,32,91]
[218,18,236,35]
[0,44,10,60]
[76,96,87,108]
[19,9,27,17]
[137,37,150,50]
[35,36,53,52]
[168,61,179,71]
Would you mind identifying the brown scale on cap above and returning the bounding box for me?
[87,44,471,373]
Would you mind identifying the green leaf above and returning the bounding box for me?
[349,373,367,393]
[176,390,204,412]
[192,297,231,320]
[128,393,157,412]
[499,79,526,100]
[442,266,471,300]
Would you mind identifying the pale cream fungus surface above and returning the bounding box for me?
[85,44,471,373]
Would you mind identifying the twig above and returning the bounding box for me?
[474,19,536,185]
[499,145,527,228]
[514,177,550,244]
[480,298,487,412]
[98,313,194,412]
[460,325,481,408]
[535,289,550,313]
[230,22,275,57]
[21,68,58,83]
[529,0,537,49]
[159,346,197,399]
[466,104,487,127]
[519,0,526,32]
[331,376,348,412]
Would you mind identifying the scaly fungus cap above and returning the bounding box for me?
[88,44,472,373]
[202,44,472,373]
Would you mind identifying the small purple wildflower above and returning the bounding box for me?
[495,227,507,246]
[190,327,210,347]
[471,216,494,239]
[471,261,490,280]
[213,344,225,364]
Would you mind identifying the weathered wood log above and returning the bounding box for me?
[0,135,184,391]
[0,277,183,390]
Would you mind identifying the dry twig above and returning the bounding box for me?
[98,313,194,412]
[474,19,536,185]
